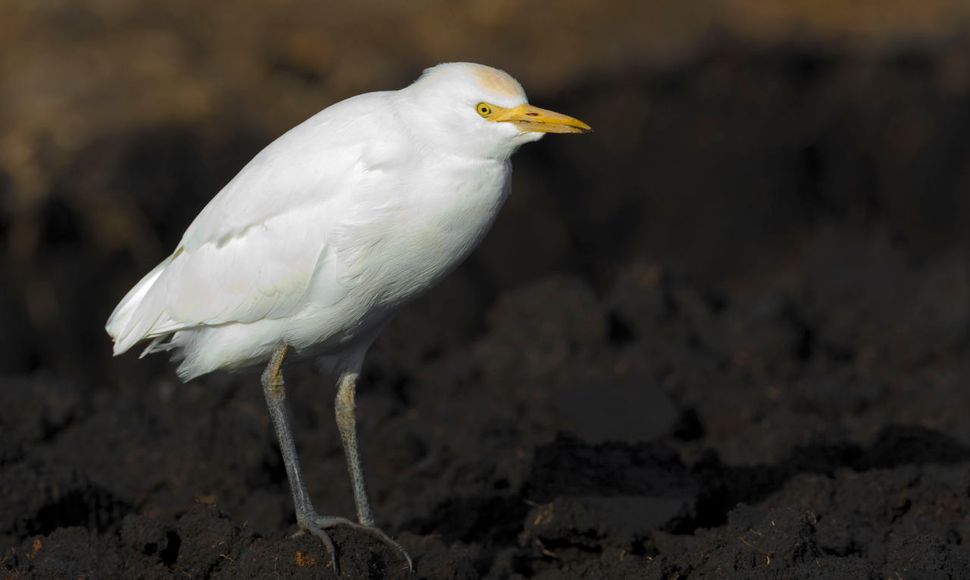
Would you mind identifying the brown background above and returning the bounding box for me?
[3,1,970,578]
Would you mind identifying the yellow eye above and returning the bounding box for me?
[476,102,493,117]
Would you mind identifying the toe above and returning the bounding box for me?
[296,522,339,574]
[299,514,413,573]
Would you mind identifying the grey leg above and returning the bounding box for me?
[259,344,412,574]
[335,370,374,526]
[261,344,338,565]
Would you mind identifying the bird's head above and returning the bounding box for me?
[397,62,591,160]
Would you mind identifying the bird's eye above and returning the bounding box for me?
[476,102,493,117]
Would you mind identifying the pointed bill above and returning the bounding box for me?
[491,104,592,134]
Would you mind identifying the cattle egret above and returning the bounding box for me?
[106,62,591,572]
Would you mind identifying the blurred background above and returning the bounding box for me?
[4,1,970,577]
[5,0,970,385]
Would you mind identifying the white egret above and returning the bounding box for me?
[106,62,590,572]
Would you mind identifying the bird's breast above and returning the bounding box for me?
[334,158,510,309]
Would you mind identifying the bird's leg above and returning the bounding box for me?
[334,370,373,526]
[260,344,338,568]
[260,345,412,573]
[330,369,414,569]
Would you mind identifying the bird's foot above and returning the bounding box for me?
[294,514,413,575]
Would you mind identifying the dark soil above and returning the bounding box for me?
[4,10,970,579]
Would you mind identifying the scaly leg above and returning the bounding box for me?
[259,344,412,574]
[335,370,374,526]
[333,368,412,568]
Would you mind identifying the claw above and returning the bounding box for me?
[300,523,340,574]
[298,515,413,575]
[338,522,412,572]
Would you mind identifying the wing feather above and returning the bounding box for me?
[109,90,406,354]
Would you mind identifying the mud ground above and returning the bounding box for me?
[4,3,970,579]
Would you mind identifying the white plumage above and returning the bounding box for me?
[108,63,592,379]
[105,62,589,569]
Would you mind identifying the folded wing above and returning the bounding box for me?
[106,91,403,355]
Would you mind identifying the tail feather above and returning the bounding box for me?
[140,335,177,358]
[106,257,173,355]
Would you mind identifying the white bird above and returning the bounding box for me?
[106,62,590,572]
